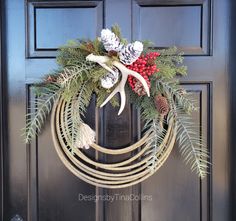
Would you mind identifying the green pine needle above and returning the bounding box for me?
[23,84,61,144]
[175,109,209,178]
[62,81,93,153]
[156,78,198,113]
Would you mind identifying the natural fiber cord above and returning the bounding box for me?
[51,97,176,188]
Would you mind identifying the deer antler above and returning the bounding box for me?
[86,54,150,115]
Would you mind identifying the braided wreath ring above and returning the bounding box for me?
[51,96,176,188]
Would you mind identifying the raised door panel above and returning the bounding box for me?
[26,1,103,57]
[24,1,104,221]
[132,0,212,55]
[141,83,212,221]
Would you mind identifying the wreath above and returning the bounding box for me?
[24,25,209,188]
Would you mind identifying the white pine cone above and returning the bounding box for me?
[101,29,123,52]
[119,41,143,65]
[75,123,95,149]
[100,67,119,89]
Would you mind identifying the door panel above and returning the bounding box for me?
[141,83,211,221]
[2,0,230,221]
[132,0,212,55]
[27,1,103,58]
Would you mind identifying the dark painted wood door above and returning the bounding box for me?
[1,0,230,220]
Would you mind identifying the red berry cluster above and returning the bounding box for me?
[127,52,160,96]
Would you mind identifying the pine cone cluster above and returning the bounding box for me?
[100,29,143,65]
[101,29,123,52]
[119,41,143,65]
[154,94,170,116]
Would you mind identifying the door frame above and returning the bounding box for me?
[230,1,236,220]
[0,0,235,220]
[0,1,6,220]
[0,0,6,220]
[0,0,2,218]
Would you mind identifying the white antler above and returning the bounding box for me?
[86,54,150,115]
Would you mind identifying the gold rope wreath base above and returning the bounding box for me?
[51,97,176,188]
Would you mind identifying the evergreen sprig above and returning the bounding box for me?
[177,111,209,178]
[154,47,187,78]
[58,63,93,101]
[145,117,167,172]
[64,82,94,153]
[24,83,61,144]
[156,78,197,114]
[167,91,209,178]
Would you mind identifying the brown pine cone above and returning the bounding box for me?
[154,94,170,116]
[45,75,58,83]
[86,42,95,52]
[146,58,155,66]
[108,50,118,57]
[133,80,148,96]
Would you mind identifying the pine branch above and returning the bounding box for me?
[176,110,209,178]
[145,117,167,172]
[111,24,127,44]
[156,78,198,113]
[152,46,187,78]
[111,24,122,40]
[167,96,209,178]
[63,82,93,153]
[58,63,93,87]
[127,85,158,121]
[57,46,85,67]
[24,84,61,144]
[140,96,158,121]
[58,63,96,101]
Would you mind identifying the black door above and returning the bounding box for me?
[0,0,231,221]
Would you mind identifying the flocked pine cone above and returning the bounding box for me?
[100,29,123,52]
[154,94,170,116]
[119,41,143,65]
[100,67,119,89]
[133,80,149,96]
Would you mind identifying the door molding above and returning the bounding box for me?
[0,0,6,219]
[230,1,236,220]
